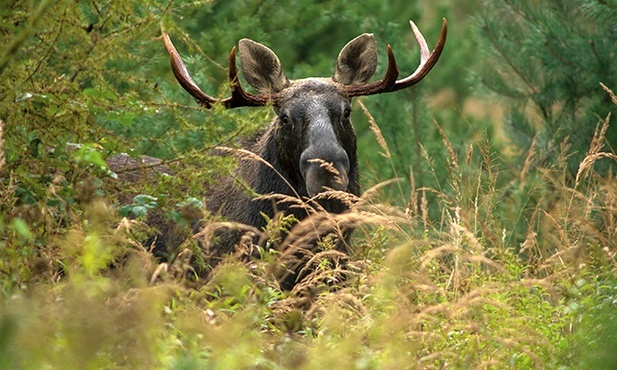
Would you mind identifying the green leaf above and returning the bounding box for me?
[119,205,133,217]
[12,218,33,240]
[131,205,148,217]
[134,194,158,207]
[74,144,107,168]
[105,111,137,127]
[82,86,117,101]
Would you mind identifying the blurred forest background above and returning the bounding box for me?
[1,0,616,368]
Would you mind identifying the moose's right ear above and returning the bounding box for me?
[333,33,378,85]
[238,39,289,94]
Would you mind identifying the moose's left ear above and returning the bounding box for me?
[332,33,378,85]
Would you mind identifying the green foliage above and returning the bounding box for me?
[475,0,617,174]
[119,194,159,218]
[1,0,617,369]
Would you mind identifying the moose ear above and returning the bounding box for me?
[332,33,378,85]
[238,39,289,94]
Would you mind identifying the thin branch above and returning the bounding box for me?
[0,0,55,77]
[25,5,70,84]
[480,24,539,96]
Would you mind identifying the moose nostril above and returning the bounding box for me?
[300,148,350,197]
[308,159,341,178]
[300,146,349,173]
[303,164,349,197]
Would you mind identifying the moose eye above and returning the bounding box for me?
[279,113,291,126]
[343,107,352,120]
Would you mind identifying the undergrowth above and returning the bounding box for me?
[1,1,617,369]
[1,91,617,368]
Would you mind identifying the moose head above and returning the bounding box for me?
[162,19,446,201]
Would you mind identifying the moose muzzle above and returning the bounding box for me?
[300,145,350,197]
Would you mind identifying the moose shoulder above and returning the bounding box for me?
[114,19,447,288]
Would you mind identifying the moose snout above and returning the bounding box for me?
[300,148,350,197]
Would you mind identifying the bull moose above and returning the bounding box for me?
[118,19,447,289]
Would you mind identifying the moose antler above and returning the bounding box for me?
[344,18,448,97]
[161,27,272,109]
[162,19,446,107]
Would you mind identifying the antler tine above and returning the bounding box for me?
[161,26,271,109]
[225,47,272,109]
[395,18,447,87]
[162,30,218,108]
[344,18,448,97]
[343,43,400,97]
